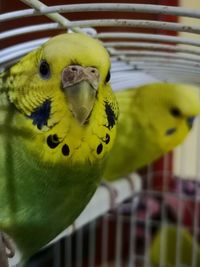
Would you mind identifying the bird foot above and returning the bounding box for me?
[101,181,118,210]
[2,232,15,258]
[0,231,15,267]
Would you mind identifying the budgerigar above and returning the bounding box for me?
[150,225,200,267]
[0,33,118,265]
[104,83,200,181]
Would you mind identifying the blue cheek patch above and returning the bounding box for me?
[187,116,195,129]
[29,99,51,130]
[104,101,117,130]
[165,128,177,135]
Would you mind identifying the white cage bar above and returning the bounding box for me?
[1,1,200,267]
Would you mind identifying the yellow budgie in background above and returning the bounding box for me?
[104,83,200,181]
[0,33,118,266]
[150,225,200,267]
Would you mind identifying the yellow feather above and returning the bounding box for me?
[0,33,118,261]
[104,83,200,181]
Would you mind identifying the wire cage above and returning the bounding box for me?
[1,0,200,267]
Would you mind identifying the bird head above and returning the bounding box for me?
[137,83,200,152]
[0,33,119,165]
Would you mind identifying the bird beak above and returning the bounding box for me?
[187,116,195,129]
[62,65,100,125]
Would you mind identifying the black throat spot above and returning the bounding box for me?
[29,99,51,130]
[104,101,117,130]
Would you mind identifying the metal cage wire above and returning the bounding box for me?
[0,1,200,267]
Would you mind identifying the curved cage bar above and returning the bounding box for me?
[2,19,200,41]
[97,32,200,47]
[1,0,200,78]
[2,3,200,22]
[110,50,200,62]
[1,0,200,85]
[1,1,200,267]
[104,42,200,56]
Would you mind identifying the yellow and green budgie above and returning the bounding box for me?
[104,83,200,181]
[150,225,200,267]
[0,33,118,265]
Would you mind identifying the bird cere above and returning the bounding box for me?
[0,33,118,266]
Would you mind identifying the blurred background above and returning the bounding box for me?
[1,1,200,267]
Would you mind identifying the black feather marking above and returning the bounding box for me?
[29,99,51,130]
[165,128,177,135]
[97,143,103,154]
[62,144,70,156]
[47,134,60,149]
[103,134,110,144]
[104,101,117,130]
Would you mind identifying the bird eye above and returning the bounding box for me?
[39,60,51,79]
[166,128,177,135]
[170,107,181,117]
[105,70,111,83]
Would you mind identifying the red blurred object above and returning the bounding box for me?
[151,152,174,191]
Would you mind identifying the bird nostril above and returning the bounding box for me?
[71,67,77,72]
